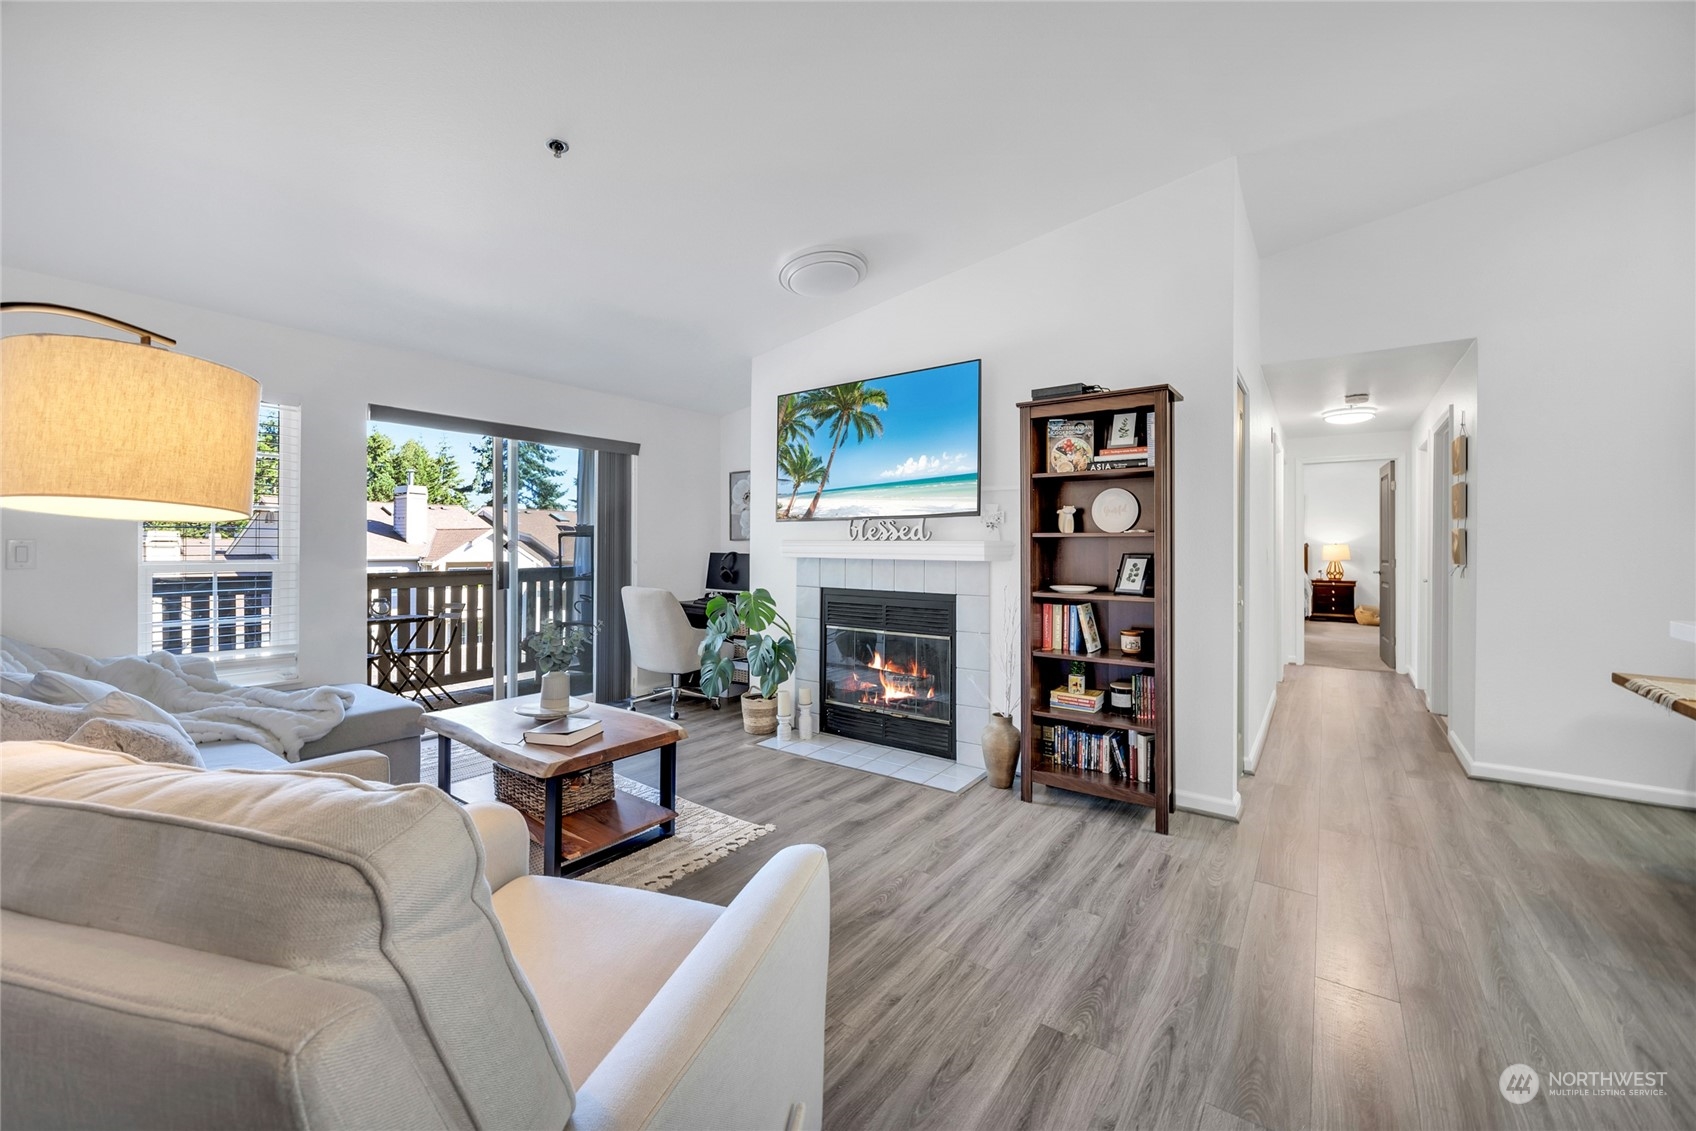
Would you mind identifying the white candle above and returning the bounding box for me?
[777,689,793,716]
[798,687,813,706]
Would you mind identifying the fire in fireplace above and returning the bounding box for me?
[820,588,955,759]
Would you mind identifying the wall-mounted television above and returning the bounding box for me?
[776,359,981,522]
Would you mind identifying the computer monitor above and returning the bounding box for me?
[704,550,749,595]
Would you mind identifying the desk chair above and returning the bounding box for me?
[621,586,720,720]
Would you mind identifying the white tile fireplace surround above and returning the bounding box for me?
[792,554,995,776]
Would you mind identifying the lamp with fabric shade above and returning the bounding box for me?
[1321,542,1351,581]
[1,304,260,522]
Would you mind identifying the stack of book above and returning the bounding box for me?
[1036,601,1102,653]
[1088,443,1152,470]
[1128,732,1154,783]
[1088,408,1156,469]
[1049,687,1105,713]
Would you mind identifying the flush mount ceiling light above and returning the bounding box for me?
[1321,393,1378,426]
[1,302,260,521]
[778,249,867,297]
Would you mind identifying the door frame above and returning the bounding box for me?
[1288,447,1412,672]
[1234,375,1248,776]
[1425,410,1453,714]
[1378,459,1397,670]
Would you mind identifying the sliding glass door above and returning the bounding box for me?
[364,413,598,702]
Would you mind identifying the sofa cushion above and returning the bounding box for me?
[25,673,196,742]
[492,875,723,1086]
[298,683,423,761]
[0,694,82,741]
[0,741,574,1129]
[195,739,288,771]
[67,717,204,767]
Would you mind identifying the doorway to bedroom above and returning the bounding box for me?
[1300,459,1393,672]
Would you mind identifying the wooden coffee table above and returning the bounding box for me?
[423,699,684,877]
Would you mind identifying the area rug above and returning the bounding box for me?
[531,776,775,891]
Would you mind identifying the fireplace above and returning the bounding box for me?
[820,588,955,759]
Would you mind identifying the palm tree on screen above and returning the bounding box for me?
[778,442,829,519]
[800,382,889,519]
[777,394,816,450]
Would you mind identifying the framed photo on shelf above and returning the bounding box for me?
[728,470,751,541]
[1114,552,1154,596]
[1107,411,1140,446]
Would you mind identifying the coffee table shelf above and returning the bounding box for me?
[515,790,677,866]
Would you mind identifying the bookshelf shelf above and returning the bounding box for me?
[1030,764,1156,806]
[1030,647,1157,669]
[1019,384,1179,833]
[1031,468,1156,481]
[1030,706,1155,734]
[1032,590,1156,604]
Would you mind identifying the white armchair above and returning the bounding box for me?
[0,741,829,1130]
[622,585,721,719]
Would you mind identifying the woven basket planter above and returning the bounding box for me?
[493,762,615,851]
[740,693,779,735]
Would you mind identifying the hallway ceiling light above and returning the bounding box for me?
[1321,393,1377,425]
[778,249,867,297]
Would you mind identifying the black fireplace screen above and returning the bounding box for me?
[819,588,955,759]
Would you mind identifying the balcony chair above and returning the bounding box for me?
[394,603,465,707]
[621,586,720,720]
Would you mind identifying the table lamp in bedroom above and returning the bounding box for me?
[1321,543,1351,581]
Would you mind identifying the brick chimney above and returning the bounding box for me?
[393,472,431,546]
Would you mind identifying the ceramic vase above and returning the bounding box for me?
[539,671,571,709]
[981,713,1020,789]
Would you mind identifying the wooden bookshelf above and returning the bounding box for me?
[1018,384,1179,833]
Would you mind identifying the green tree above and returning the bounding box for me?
[366,431,398,502]
[470,438,567,510]
[777,393,815,450]
[431,439,469,507]
[365,430,469,507]
[799,381,888,519]
[778,441,828,519]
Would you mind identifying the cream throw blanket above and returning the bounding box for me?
[1,637,351,759]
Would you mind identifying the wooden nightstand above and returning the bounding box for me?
[1310,579,1357,621]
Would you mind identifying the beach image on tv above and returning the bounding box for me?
[777,359,980,521]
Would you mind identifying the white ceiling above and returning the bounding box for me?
[2,3,1690,411]
[1264,339,1475,439]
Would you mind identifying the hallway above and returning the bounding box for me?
[1238,662,1694,1130]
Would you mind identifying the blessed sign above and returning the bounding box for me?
[846,518,932,542]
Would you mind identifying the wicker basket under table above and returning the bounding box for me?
[494,763,615,866]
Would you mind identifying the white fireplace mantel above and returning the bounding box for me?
[780,539,1014,562]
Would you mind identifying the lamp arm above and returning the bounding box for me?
[0,302,176,347]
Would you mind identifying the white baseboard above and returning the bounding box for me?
[1243,688,1277,775]
[1176,788,1243,821]
[1445,727,1696,810]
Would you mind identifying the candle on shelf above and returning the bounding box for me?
[777,689,793,717]
[798,687,813,706]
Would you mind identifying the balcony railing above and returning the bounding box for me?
[366,567,592,692]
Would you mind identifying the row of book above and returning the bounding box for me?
[1110,673,1156,724]
[1037,601,1102,653]
[1039,723,1154,781]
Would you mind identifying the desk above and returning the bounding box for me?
[422,699,683,877]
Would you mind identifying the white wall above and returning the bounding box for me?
[719,405,752,549]
[750,160,1246,818]
[1303,461,1383,609]
[0,267,724,687]
[1233,181,1282,774]
[1283,432,1413,672]
[1407,343,1478,754]
[1264,116,1695,807]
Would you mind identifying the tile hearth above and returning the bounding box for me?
[757,733,985,793]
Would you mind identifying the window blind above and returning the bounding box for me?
[138,403,301,682]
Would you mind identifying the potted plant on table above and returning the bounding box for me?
[699,587,796,735]
[524,620,595,707]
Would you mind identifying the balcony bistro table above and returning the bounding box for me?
[422,699,683,877]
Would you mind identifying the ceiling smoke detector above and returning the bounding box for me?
[1322,393,1378,426]
[778,249,867,297]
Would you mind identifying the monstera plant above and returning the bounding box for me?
[699,587,795,735]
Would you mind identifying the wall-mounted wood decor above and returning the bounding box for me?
[1451,434,1468,475]
[1452,528,1467,566]
[1451,482,1467,520]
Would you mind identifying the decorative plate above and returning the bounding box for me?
[1049,584,1098,594]
[1090,487,1141,533]
[512,695,592,719]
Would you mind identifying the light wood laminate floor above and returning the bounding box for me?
[620,664,1693,1130]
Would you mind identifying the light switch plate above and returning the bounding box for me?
[6,539,36,569]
